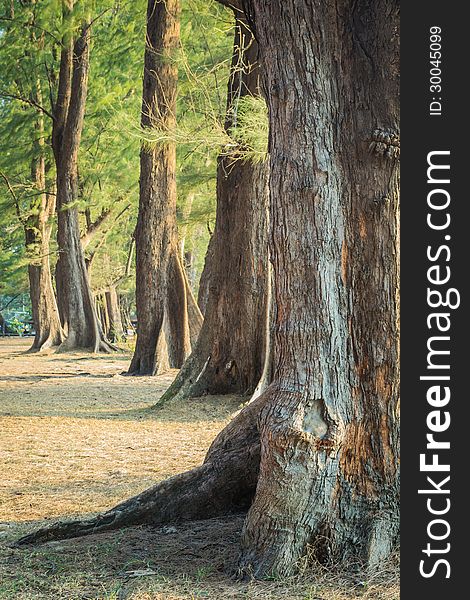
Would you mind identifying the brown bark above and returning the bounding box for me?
[98,293,110,338]
[158,14,270,403]
[52,12,114,353]
[105,285,125,342]
[197,236,213,315]
[185,270,203,348]
[164,249,191,367]
[127,0,188,375]
[26,81,63,351]
[236,0,400,577]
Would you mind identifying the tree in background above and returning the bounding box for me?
[160,9,270,402]
[0,0,63,350]
[52,1,118,352]
[126,0,189,375]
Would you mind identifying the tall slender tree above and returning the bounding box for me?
[0,1,64,351]
[53,1,114,352]
[127,0,190,375]
[26,104,64,351]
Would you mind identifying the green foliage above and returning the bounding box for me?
[7,315,26,335]
[229,95,269,163]
[0,0,264,304]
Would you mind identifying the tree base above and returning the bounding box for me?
[56,336,120,354]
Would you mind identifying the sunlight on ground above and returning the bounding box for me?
[0,339,399,599]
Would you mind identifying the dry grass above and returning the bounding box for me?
[0,338,399,599]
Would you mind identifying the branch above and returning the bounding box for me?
[0,170,25,224]
[112,236,135,287]
[83,204,132,267]
[81,208,112,249]
[214,0,243,11]
[0,17,62,45]
[124,236,135,278]
[0,91,55,121]
[0,294,21,312]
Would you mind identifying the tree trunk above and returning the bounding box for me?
[127,0,187,375]
[53,15,114,352]
[158,13,270,403]
[105,285,125,342]
[197,237,212,315]
[237,0,400,577]
[26,192,64,352]
[25,80,63,351]
[184,271,203,348]
[98,293,110,338]
[15,0,399,580]
[164,249,191,367]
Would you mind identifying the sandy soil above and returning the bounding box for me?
[0,338,399,599]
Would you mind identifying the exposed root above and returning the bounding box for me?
[98,338,121,353]
[13,393,266,547]
[154,352,238,407]
[27,330,64,353]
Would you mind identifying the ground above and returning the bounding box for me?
[0,338,399,599]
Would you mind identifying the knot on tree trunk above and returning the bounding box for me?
[369,128,400,159]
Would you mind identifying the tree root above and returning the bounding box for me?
[13,392,265,547]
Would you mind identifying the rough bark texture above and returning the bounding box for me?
[236,0,400,577]
[185,271,203,348]
[164,249,191,367]
[26,193,64,352]
[197,235,213,315]
[159,15,270,403]
[26,83,63,351]
[128,0,188,375]
[53,15,114,352]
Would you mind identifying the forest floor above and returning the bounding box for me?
[0,338,399,600]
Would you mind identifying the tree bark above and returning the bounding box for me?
[53,11,114,352]
[127,0,188,375]
[158,13,270,403]
[236,0,400,577]
[105,285,125,342]
[197,237,212,315]
[25,81,64,351]
[97,293,110,338]
[164,249,191,367]
[185,270,203,348]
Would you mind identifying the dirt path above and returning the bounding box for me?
[0,339,398,599]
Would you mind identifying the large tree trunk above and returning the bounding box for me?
[53,13,114,352]
[237,0,400,577]
[127,0,189,375]
[26,81,63,351]
[15,0,399,580]
[158,14,270,403]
